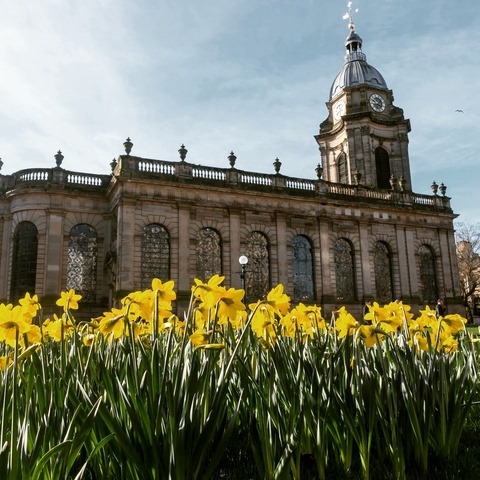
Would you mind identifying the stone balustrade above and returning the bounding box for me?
[0,155,452,212]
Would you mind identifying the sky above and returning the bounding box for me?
[1,0,479,221]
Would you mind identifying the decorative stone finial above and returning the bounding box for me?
[178,144,188,161]
[123,137,133,155]
[273,157,282,174]
[228,151,237,168]
[0,158,3,172]
[342,1,358,31]
[399,176,406,192]
[439,183,447,196]
[110,158,117,172]
[315,163,323,180]
[431,181,438,195]
[54,150,64,167]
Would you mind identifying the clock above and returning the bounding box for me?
[369,93,386,112]
[334,100,346,120]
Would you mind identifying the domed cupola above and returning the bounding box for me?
[329,27,388,100]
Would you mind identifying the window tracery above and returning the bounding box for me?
[196,228,222,281]
[66,224,97,302]
[418,245,438,304]
[292,235,315,303]
[245,232,270,302]
[334,238,356,302]
[11,221,38,301]
[141,223,170,289]
[373,241,393,303]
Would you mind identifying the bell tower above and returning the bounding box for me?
[315,10,412,191]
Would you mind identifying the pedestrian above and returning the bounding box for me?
[435,298,447,318]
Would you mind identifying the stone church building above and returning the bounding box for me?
[0,23,461,318]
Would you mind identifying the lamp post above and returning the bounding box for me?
[238,255,248,293]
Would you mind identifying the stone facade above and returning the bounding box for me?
[0,25,463,318]
[0,151,461,318]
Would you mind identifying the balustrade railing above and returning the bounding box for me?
[0,156,451,212]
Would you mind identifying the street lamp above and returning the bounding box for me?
[238,255,248,292]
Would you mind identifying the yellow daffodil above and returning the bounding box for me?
[217,288,246,322]
[0,355,12,370]
[335,307,359,338]
[151,278,177,308]
[441,314,466,335]
[42,314,75,342]
[190,328,210,346]
[358,324,383,347]
[19,292,41,318]
[56,289,82,311]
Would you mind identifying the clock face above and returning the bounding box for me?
[369,93,386,112]
[334,100,345,120]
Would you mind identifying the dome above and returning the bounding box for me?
[329,30,388,100]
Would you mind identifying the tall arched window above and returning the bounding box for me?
[245,232,270,302]
[141,223,170,288]
[292,235,314,303]
[337,153,348,184]
[334,238,356,302]
[196,228,222,281]
[418,245,438,304]
[375,146,391,189]
[67,224,97,302]
[11,221,38,301]
[373,241,394,303]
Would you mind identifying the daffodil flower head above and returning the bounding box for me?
[56,289,82,311]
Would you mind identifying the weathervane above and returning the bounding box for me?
[342,1,358,31]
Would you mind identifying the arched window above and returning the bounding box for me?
[337,153,348,184]
[141,223,170,288]
[11,221,38,301]
[292,235,314,303]
[67,224,97,302]
[245,232,270,302]
[375,146,391,189]
[334,238,356,302]
[373,241,394,303]
[418,245,438,304]
[196,228,222,281]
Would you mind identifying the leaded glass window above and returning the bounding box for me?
[375,147,391,189]
[141,223,170,288]
[66,224,97,302]
[245,232,270,302]
[11,221,38,301]
[196,228,222,281]
[292,235,314,303]
[334,238,356,302]
[337,153,348,184]
[373,241,393,303]
[419,245,438,304]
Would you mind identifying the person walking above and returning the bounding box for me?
[435,298,447,318]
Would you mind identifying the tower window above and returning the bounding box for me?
[337,153,348,184]
[375,147,391,189]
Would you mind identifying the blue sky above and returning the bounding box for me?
[1,0,479,221]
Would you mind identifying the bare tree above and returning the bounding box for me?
[455,221,480,322]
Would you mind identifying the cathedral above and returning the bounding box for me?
[0,20,461,318]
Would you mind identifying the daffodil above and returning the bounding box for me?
[335,306,359,338]
[0,305,32,347]
[151,278,177,308]
[56,289,82,311]
[441,314,466,335]
[217,288,246,323]
[42,314,75,342]
[19,292,41,319]
[190,328,210,346]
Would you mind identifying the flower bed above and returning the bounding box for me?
[1,277,478,479]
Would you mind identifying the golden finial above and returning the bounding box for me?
[342,1,358,31]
